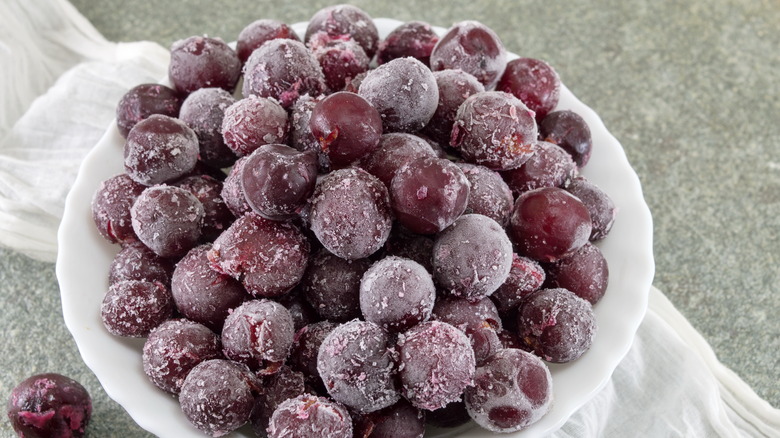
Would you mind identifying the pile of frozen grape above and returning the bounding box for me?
[93,4,617,437]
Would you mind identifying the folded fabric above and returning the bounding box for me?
[2,0,779,436]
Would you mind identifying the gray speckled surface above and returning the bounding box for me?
[2,0,779,436]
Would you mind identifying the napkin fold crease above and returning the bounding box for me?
[2,0,779,437]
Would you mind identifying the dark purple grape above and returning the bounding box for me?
[250,366,307,437]
[289,94,328,171]
[309,92,383,169]
[309,35,370,92]
[359,256,436,332]
[91,174,145,244]
[100,280,174,337]
[397,321,475,410]
[456,163,514,227]
[496,57,561,122]
[7,373,91,438]
[430,21,508,89]
[179,359,258,437]
[275,288,319,332]
[130,185,204,258]
[168,36,241,94]
[358,57,438,133]
[352,399,426,438]
[288,321,338,390]
[450,91,537,171]
[301,248,370,322]
[544,242,609,304]
[221,299,295,374]
[432,296,503,365]
[426,400,470,428]
[517,288,597,363]
[305,5,379,59]
[317,320,400,413]
[422,69,485,145]
[464,348,553,432]
[381,226,434,273]
[237,19,300,64]
[208,213,310,298]
[501,141,577,196]
[221,96,289,157]
[539,110,593,168]
[241,144,318,220]
[178,87,238,169]
[142,319,222,394]
[267,394,352,438]
[359,133,436,188]
[390,157,469,235]
[123,114,199,186]
[432,214,513,301]
[220,155,253,218]
[108,241,173,286]
[243,39,326,108]
[566,176,617,240]
[309,168,392,260]
[171,244,247,332]
[377,21,439,67]
[174,175,234,241]
[509,187,592,263]
[490,254,545,314]
[116,83,182,138]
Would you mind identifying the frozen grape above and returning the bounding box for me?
[237,19,300,64]
[432,296,503,365]
[101,280,174,337]
[464,348,553,432]
[456,163,514,227]
[490,254,545,314]
[422,69,484,146]
[309,91,383,169]
[130,185,204,258]
[309,35,370,92]
[221,299,295,374]
[243,39,326,108]
[544,242,609,304]
[108,241,173,286]
[124,114,199,186]
[317,320,400,413]
[358,57,438,133]
[142,319,223,394]
[397,321,475,410]
[174,175,234,241]
[501,141,577,196]
[430,21,507,89]
[450,91,537,171]
[250,366,307,437]
[241,144,318,220]
[289,94,328,171]
[496,57,561,122]
[267,394,352,438]
[221,95,289,157]
[517,288,597,363]
[509,187,592,263]
[432,214,513,301]
[309,168,392,260]
[91,174,145,244]
[301,248,370,321]
[359,133,436,188]
[178,87,238,169]
[168,36,241,94]
[179,359,258,437]
[288,321,338,390]
[305,4,379,58]
[171,244,247,332]
[116,83,182,138]
[352,399,426,438]
[7,373,92,438]
[220,155,253,218]
[359,256,436,332]
[208,213,309,297]
[539,110,593,168]
[377,21,439,67]
[390,157,469,235]
[566,176,617,240]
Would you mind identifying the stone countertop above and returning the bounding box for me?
[2,0,778,436]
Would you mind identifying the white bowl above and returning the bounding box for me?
[57,17,654,438]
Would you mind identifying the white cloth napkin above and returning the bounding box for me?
[2,0,779,436]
